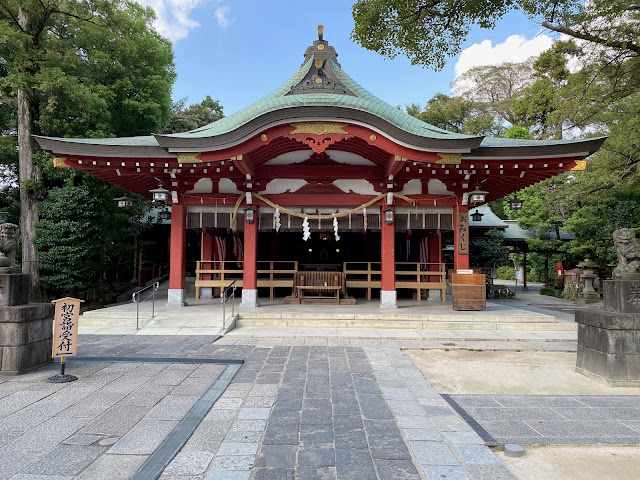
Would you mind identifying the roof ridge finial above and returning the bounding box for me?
[318,25,324,41]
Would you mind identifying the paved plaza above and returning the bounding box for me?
[1,287,639,479]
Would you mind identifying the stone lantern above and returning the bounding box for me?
[577,254,600,304]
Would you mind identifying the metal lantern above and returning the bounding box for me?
[158,209,171,221]
[114,195,134,208]
[470,185,489,204]
[149,181,169,203]
[509,196,524,210]
[245,207,256,224]
[471,208,484,222]
[384,208,394,225]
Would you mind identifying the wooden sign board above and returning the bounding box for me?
[51,297,84,358]
[457,210,469,254]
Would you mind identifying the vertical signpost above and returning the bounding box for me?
[48,297,83,383]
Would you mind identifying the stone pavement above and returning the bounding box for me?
[4,329,637,479]
[445,394,640,445]
[1,335,522,480]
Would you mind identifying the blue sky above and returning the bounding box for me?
[136,1,557,115]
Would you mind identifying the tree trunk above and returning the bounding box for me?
[17,88,42,301]
[544,254,550,288]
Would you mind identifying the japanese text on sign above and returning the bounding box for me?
[457,211,469,254]
[51,297,83,358]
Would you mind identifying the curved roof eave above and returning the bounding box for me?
[153,58,484,150]
[464,136,607,160]
[33,135,176,158]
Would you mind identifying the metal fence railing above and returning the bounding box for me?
[132,281,160,329]
[221,280,237,330]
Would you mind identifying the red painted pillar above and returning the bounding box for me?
[200,230,214,299]
[242,207,259,307]
[168,201,186,307]
[454,201,470,270]
[380,208,396,307]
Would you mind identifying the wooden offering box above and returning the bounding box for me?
[450,273,486,311]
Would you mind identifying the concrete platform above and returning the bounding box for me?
[77,281,577,342]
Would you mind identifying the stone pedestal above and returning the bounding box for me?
[576,280,640,387]
[0,274,29,306]
[0,303,54,375]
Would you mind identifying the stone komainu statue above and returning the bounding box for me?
[612,228,640,279]
[0,223,19,273]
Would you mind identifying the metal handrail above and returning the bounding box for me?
[221,280,237,330]
[132,281,160,329]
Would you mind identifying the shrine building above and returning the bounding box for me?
[35,27,605,308]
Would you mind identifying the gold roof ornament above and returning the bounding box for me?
[318,25,324,41]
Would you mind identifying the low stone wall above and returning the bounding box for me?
[0,303,54,375]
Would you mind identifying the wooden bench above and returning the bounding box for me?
[450,273,486,311]
[293,272,346,305]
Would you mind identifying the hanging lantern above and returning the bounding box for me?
[245,207,255,224]
[471,208,484,222]
[509,197,524,210]
[150,185,169,203]
[114,196,134,208]
[158,209,171,221]
[470,185,489,204]
[384,208,394,225]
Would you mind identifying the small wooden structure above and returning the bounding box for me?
[292,271,347,304]
[450,272,486,311]
[344,262,446,301]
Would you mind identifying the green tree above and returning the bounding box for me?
[351,0,639,69]
[163,95,224,134]
[470,229,509,267]
[407,93,499,135]
[453,60,535,125]
[512,41,582,139]
[0,0,175,298]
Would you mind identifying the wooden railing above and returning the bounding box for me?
[343,262,446,302]
[196,260,445,302]
[195,260,298,299]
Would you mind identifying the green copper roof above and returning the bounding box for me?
[162,58,477,141]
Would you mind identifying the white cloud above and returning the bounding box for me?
[454,33,554,79]
[214,6,231,27]
[134,0,230,42]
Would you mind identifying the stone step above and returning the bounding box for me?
[237,311,557,323]
[236,317,576,331]
[79,312,151,327]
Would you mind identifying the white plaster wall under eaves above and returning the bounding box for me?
[428,179,455,196]
[399,179,422,195]
[218,178,242,194]
[260,179,308,194]
[263,151,311,165]
[186,178,213,194]
[326,151,376,166]
[332,179,378,195]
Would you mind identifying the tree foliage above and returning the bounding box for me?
[351,0,639,69]
[406,94,500,135]
[0,0,175,297]
[0,0,175,298]
[163,95,224,134]
[470,229,509,267]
